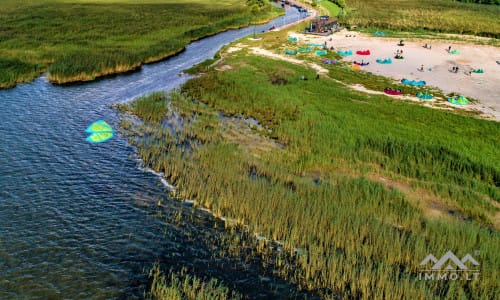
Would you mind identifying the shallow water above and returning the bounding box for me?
[0,6,316,299]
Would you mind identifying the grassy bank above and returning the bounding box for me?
[121,49,499,298]
[339,0,500,38]
[0,0,282,88]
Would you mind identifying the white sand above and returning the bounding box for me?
[295,30,500,120]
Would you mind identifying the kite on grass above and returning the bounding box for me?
[85,120,114,143]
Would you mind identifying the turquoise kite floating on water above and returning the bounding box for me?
[85,120,114,143]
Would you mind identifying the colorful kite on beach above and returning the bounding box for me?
[85,120,114,143]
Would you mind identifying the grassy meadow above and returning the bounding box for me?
[337,0,500,38]
[121,47,500,298]
[0,0,282,88]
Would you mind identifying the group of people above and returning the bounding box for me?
[395,49,404,59]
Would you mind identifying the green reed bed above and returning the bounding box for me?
[148,264,241,300]
[340,0,500,38]
[0,0,282,87]
[122,54,499,298]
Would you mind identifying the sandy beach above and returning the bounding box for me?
[293,30,500,120]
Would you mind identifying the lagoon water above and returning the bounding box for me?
[0,6,316,299]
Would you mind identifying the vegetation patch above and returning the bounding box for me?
[0,0,283,87]
[339,0,500,38]
[121,52,499,298]
[148,264,241,300]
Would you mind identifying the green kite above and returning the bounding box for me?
[85,120,114,143]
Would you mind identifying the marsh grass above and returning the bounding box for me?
[122,52,499,299]
[148,264,241,300]
[0,57,45,88]
[340,0,500,38]
[0,0,282,87]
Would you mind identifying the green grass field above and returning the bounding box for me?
[122,49,500,298]
[338,0,500,38]
[0,0,282,88]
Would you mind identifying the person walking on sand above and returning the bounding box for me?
[448,45,452,53]
[420,64,424,71]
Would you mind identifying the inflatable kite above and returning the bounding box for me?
[374,31,385,37]
[401,78,426,86]
[472,68,484,74]
[289,37,297,42]
[322,59,337,65]
[376,58,392,64]
[85,120,114,143]
[315,50,327,56]
[417,92,433,100]
[337,50,353,56]
[356,50,370,55]
[285,49,297,55]
[384,87,402,95]
[299,47,312,53]
[308,43,326,47]
[450,49,460,55]
[448,96,469,105]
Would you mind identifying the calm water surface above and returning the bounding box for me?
[0,7,317,299]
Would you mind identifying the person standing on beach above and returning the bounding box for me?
[448,45,452,52]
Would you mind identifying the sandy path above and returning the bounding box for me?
[251,47,328,74]
[293,30,500,120]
